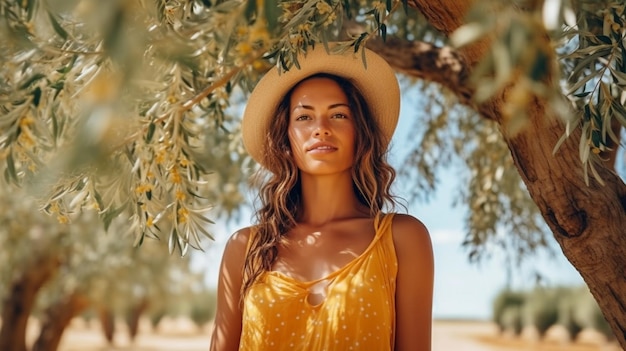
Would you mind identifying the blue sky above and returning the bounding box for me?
[389,84,587,319]
[195,80,610,321]
[406,172,585,320]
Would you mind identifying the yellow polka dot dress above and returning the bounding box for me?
[239,214,398,350]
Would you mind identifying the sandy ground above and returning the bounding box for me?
[24,318,622,351]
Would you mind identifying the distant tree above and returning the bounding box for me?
[501,305,524,337]
[569,286,615,342]
[124,297,150,342]
[0,186,199,350]
[0,187,65,351]
[1,0,625,347]
[557,289,585,342]
[189,288,217,331]
[492,289,526,334]
[523,287,560,338]
[32,292,89,351]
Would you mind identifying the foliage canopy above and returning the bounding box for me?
[1,0,624,262]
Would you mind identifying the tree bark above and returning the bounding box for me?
[390,0,626,347]
[31,292,90,351]
[98,306,116,345]
[125,298,149,342]
[0,255,61,351]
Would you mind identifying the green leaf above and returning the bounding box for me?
[50,80,64,91]
[591,129,601,147]
[608,66,626,86]
[102,204,127,231]
[133,231,145,247]
[583,104,591,122]
[354,32,367,52]
[155,0,166,22]
[180,239,189,256]
[569,44,611,56]
[361,45,367,68]
[47,11,68,40]
[195,223,214,240]
[381,23,387,42]
[264,0,279,30]
[573,91,591,98]
[103,6,124,54]
[146,122,156,143]
[6,151,18,183]
[25,0,38,21]
[93,189,105,212]
[620,40,626,72]
[244,0,257,24]
[51,110,59,141]
[342,0,352,19]
[529,51,549,81]
[565,49,601,83]
[594,35,612,45]
[31,87,41,107]
[56,55,77,74]
[579,122,590,164]
[187,225,204,250]
[19,73,47,90]
[588,159,605,186]
[611,99,626,126]
[168,227,177,254]
[566,72,596,96]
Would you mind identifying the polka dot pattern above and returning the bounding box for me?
[239,214,398,350]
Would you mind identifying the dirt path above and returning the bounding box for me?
[52,319,620,351]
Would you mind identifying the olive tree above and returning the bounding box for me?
[1,0,625,347]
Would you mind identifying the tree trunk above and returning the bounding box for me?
[98,307,116,345]
[125,298,149,342]
[0,255,61,351]
[31,292,89,351]
[503,99,626,348]
[396,0,626,347]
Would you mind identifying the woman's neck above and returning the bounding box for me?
[297,171,369,226]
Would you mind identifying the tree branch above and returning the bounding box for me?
[364,37,483,114]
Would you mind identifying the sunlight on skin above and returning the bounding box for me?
[279,228,366,306]
[209,230,246,351]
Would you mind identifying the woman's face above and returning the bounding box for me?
[287,77,356,176]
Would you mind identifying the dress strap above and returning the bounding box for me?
[374,212,382,229]
[375,212,394,238]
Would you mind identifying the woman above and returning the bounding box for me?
[210,44,434,351]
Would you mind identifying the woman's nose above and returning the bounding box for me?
[313,119,331,137]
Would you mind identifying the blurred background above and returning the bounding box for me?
[1,81,621,351]
[1,0,625,351]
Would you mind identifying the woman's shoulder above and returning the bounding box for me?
[388,213,432,251]
[388,213,428,231]
[223,226,256,254]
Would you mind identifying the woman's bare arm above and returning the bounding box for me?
[210,228,251,351]
[392,214,435,351]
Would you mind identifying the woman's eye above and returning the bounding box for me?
[332,113,348,119]
[295,115,310,121]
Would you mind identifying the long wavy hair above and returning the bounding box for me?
[241,73,400,298]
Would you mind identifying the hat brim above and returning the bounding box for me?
[241,45,400,167]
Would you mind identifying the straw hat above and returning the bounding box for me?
[241,44,400,167]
